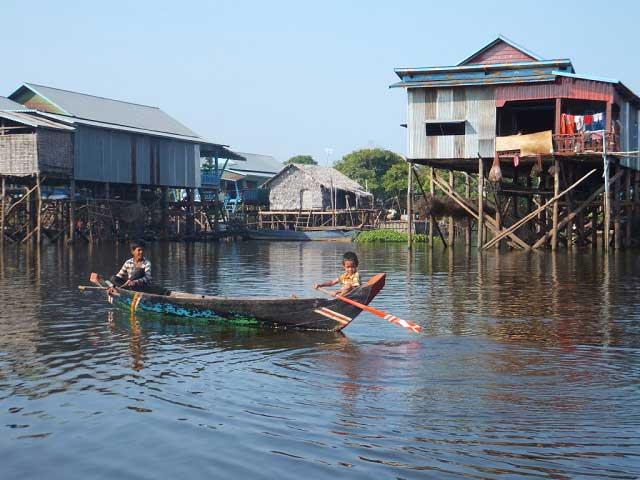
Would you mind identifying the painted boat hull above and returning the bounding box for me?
[247,229,357,242]
[92,273,386,331]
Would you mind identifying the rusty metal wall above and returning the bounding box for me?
[407,86,496,160]
[74,125,200,187]
[495,77,614,107]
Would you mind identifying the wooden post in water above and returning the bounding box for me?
[464,172,471,248]
[614,163,621,250]
[551,158,560,251]
[0,176,5,248]
[477,155,484,250]
[477,154,484,250]
[429,167,434,246]
[407,161,413,250]
[69,180,76,243]
[591,206,598,250]
[448,171,454,247]
[36,174,41,246]
[625,169,631,248]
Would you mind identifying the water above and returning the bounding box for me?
[1,241,639,479]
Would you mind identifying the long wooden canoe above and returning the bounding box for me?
[90,273,385,331]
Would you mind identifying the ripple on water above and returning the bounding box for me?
[0,243,639,479]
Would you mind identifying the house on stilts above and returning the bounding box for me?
[0,83,244,243]
[393,35,640,251]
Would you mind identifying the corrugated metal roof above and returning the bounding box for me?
[0,111,75,130]
[231,152,281,174]
[10,83,200,138]
[0,96,27,111]
[32,111,204,142]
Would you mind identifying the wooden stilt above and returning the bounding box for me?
[464,172,471,248]
[477,156,484,250]
[532,169,623,249]
[625,169,631,248]
[0,176,5,248]
[448,170,454,247]
[565,164,573,251]
[407,161,414,250]
[69,180,76,243]
[485,169,597,250]
[36,174,41,245]
[494,204,501,250]
[105,182,110,200]
[614,163,621,250]
[551,158,560,251]
[428,167,434,246]
[591,206,598,250]
[136,184,142,204]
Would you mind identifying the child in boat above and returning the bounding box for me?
[313,251,361,297]
[110,240,152,292]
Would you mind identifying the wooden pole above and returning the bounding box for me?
[1,176,5,248]
[407,161,413,250]
[591,206,598,250]
[477,155,484,250]
[485,168,597,250]
[532,169,623,249]
[625,169,632,248]
[429,167,434,246]
[565,164,573,251]
[614,163,621,250]
[36,174,41,246]
[494,204,501,250]
[448,170,454,247]
[551,158,560,251]
[69,180,76,243]
[105,182,110,200]
[464,172,471,248]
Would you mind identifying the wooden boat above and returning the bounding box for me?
[90,272,385,331]
[247,228,357,242]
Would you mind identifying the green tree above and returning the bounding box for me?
[381,162,409,203]
[284,155,317,165]
[333,148,403,200]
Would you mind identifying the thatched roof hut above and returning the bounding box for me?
[262,164,372,210]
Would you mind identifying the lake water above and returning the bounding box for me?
[1,241,639,479]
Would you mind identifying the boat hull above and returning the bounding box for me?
[92,273,385,331]
[247,229,357,242]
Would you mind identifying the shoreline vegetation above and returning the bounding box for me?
[355,229,429,243]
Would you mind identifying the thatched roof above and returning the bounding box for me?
[263,164,372,197]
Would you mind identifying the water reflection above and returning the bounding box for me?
[0,241,638,479]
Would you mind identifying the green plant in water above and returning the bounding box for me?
[356,229,428,243]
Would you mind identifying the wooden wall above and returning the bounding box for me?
[268,167,324,210]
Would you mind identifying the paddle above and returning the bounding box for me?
[78,285,108,291]
[314,286,422,334]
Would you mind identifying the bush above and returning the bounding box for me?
[355,229,427,243]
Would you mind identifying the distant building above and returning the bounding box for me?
[221,152,281,191]
[262,164,372,210]
[1,83,240,188]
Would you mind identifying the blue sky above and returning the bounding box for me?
[2,0,639,163]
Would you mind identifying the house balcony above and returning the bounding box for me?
[552,131,618,156]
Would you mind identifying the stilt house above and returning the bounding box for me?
[393,36,640,251]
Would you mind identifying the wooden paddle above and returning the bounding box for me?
[315,286,422,334]
[78,285,108,291]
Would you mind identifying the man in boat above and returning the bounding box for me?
[109,240,153,293]
[313,251,361,297]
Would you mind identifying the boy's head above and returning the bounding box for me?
[342,251,359,273]
[130,240,146,260]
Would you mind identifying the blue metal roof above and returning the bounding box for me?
[0,96,27,111]
[9,83,200,138]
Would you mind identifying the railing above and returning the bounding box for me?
[553,131,618,155]
[201,172,221,187]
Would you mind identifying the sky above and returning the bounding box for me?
[2,0,639,164]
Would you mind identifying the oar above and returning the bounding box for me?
[315,287,422,334]
[79,285,108,291]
